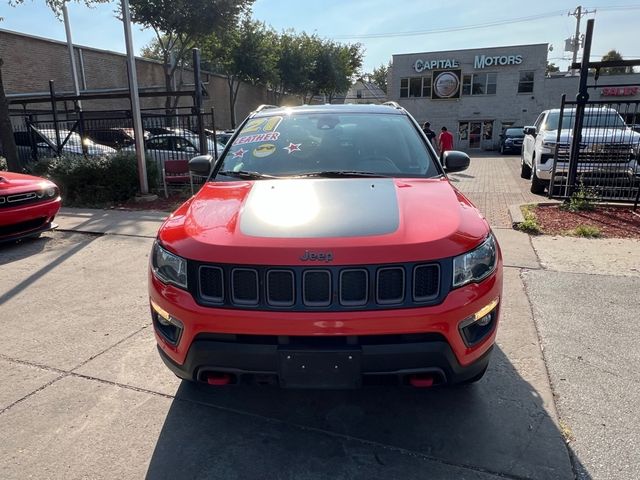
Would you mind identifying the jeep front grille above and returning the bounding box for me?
[194,262,443,311]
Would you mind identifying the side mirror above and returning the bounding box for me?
[189,154,213,176]
[523,126,537,136]
[442,151,470,173]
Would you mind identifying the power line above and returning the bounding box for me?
[328,5,640,40]
[330,10,567,39]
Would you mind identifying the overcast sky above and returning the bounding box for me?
[1,0,639,73]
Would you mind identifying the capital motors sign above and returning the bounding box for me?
[601,86,639,97]
[474,54,523,69]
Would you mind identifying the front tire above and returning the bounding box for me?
[530,161,547,194]
[500,144,505,155]
[520,154,532,179]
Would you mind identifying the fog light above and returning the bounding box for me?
[150,300,184,345]
[460,298,499,347]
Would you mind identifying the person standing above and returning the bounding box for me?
[438,126,454,160]
[422,121,436,148]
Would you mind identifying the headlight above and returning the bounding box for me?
[505,138,513,144]
[452,234,498,288]
[152,241,188,289]
[541,141,556,154]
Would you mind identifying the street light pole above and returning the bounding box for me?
[121,0,149,195]
[62,3,81,107]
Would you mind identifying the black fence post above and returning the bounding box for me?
[75,100,88,156]
[27,114,38,161]
[567,19,595,196]
[211,107,219,160]
[49,80,62,155]
[192,48,208,155]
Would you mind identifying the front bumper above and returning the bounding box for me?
[149,260,502,387]
[157,335,494,387]
[536,158,640,181]
[0,197,61,243]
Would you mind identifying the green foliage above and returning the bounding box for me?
[599,50,630,75]
[31,154,159,207]
[0,156,6,171]
[545,62,560,75]
[570,225,602,238]
[517,205,542,234]
[367,62,391,93]
[562,181,598,212]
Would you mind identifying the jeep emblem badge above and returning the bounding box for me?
[300,250,334,262]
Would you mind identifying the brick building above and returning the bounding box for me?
[0,28,300,129]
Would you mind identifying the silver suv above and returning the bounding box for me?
[521,107,640,194]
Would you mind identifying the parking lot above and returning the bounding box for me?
[1,154,638,479]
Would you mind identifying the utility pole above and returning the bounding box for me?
[121,0,149,196]
[568,6,596,74]
[62,3,81,108]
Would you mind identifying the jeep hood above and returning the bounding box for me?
[159,177,490,265]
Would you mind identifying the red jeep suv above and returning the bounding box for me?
[149,103,502,389]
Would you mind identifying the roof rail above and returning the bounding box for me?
[383,101,402,109]
[254,104,279,112]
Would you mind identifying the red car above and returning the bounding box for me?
[149,104,502,389]
[0,171,61,243]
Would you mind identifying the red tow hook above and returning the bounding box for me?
[205,372,233,386]
[408,374,435,388]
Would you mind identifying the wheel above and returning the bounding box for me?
[520,154,531,179]
[457,366,488,385]
[530,160,547,194]
[500,144,505,155]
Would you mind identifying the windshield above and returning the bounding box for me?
[544,111,627,131]
[504,128,524,137]
[215,112,439,179]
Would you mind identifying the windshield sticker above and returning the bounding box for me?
[234,132,281,145]
[242,116,283,135]
[283,142,302,154]
[253,144,276,158]
[232,147,247,159]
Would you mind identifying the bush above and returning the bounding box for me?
[32,153,159,207]
[516,205,542,234]
[570,225,602,238]
[562,180,599,213]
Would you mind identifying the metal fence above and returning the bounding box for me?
[548,95,640,206]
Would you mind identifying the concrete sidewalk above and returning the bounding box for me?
[0,204,576,479]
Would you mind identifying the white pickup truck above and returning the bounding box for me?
[521,107,640,194]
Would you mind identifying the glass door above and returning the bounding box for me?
[469,122,482,149]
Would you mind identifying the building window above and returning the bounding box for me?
[409,77,422,97]
[400,78,409,98]
[462,73,497,96]
[422,76,432,97]
[356,89,363,99]
[518,71,535,93]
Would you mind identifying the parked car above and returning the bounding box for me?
[149,103,503,389]
[521,107,640,194]
[85,127,149,150]
[14,128,117,161]
[498,127,524,154]
[123,133,226,162]
[0,171,61,243]
[205,129,235,146]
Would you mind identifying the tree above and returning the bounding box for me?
[600,50,630,74]
[367,62,390,94]
[202,17,277,127]
[310,40,363,103]
[545,62,560,75]
[271,31,317,105]
[130,0,252,113]
[2,1,108,172]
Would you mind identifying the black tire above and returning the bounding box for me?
[457,366,488,385]
[500,144,505,155]
[530,161,547,194]
[520,155,532,179]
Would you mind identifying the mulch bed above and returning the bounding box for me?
[533,204,640,238]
